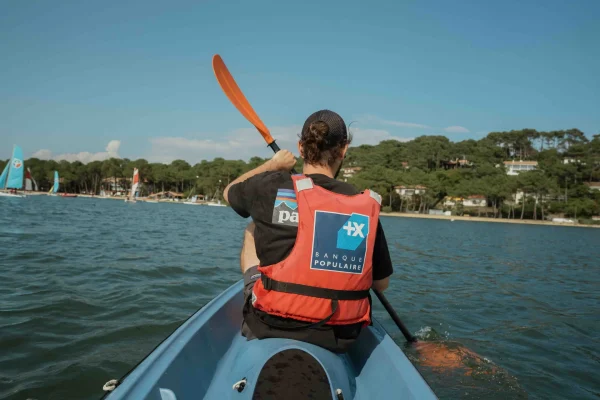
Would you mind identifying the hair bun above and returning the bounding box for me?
[306,121,330,150]
[299,111,352,166]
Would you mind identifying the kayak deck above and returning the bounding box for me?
[104,280,437,399]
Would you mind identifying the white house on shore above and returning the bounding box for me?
[394,185,427,198]
[503,161,538,176]
[463,195,487,207]
[585,182,600,191]
[443,195,486,207]
[342,167,362,179]
[563,157,585,165]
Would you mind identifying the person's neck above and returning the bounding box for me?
[302,163,335,178]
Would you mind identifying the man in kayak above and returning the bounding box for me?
[224,110,393,353]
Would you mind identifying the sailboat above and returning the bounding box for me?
[183,194,202,205]
[125,168,139,203]
[206,184,226,207]
[0,145,26,198]
[48,171,59,196]
[206,198,226,207]
[25,168,38,191]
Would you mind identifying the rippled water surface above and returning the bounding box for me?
[1,196,598,399]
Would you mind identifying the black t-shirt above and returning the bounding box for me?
[228,171,394,352]
[228,172,394,280]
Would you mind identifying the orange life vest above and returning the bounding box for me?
[252,175,382,327]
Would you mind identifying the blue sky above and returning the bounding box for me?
[1,0,598,163]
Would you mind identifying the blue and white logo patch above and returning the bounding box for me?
[272,189,299,226]
[311,211,369,274]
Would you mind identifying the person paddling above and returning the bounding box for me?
[224,110,393,353]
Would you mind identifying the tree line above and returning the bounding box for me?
[345,129,599,221]
[1,157,268,198]
[2,128,599,221]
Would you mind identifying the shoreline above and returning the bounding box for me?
[13,191,598,228]
[380,212,600,229]
[20,191,224,205]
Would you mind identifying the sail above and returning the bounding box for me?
[6,145,24,189]
[130,168,139,199]
[0,162,8,189]
[25,168,33,191]
[27,168,38,191]
[53,171,59,193]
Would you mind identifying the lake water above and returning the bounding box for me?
[0,196,598,399]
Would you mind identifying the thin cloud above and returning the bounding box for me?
[350,127,413,145]
[147,126,302,163]
[444,126,470,133]
[147,125,415,163]
[31,140,121,164]
[360,114,430,129]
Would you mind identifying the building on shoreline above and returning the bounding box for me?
[502,160,538,176]
[463,195,487,207]
[443,195,487,207]
[148,191,184,201]
[585,182,600,192]
[394,185,427,198]
[441,158,473,170]
[342,167,362,179]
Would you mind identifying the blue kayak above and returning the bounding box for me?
[103,280,437,399]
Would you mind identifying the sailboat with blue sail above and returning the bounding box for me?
[48,171,59,196]
[0,145,26,198]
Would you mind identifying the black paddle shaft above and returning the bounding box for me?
[266,139,415,343]
[267,140,281,153]
[373,289,417,342]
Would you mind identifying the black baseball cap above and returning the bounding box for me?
[300,110,348,147]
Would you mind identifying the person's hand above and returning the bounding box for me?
[270,150,296,172]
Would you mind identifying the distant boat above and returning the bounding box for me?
[125,168,140,203]
[206,183,227,207]
[206,200,226,207]
[183,195,202,205]
[61,193,78,198]
[0,145,26,198]
[25,168,38,191]
[48,171,59,196]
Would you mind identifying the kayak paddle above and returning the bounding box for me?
[211,54,417,343]
[212,54,282,155]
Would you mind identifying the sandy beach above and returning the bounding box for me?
[381,212,600,229]
[14,191,598,228]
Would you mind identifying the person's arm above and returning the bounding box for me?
[372,277,390,292]
[223,150,296,203]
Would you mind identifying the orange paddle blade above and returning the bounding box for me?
[414,342,498,376]
[212,54,274,144]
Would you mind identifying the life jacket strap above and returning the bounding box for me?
[261,275,370,300]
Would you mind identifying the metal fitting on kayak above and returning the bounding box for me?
[232,377,247,392]
[103,379,119,392]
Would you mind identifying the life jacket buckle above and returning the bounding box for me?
[261,275,272,290]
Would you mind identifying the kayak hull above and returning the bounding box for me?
[0,192,25,198]
[104,280,437,399]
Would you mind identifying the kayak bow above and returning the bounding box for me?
[103,280,436,399]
